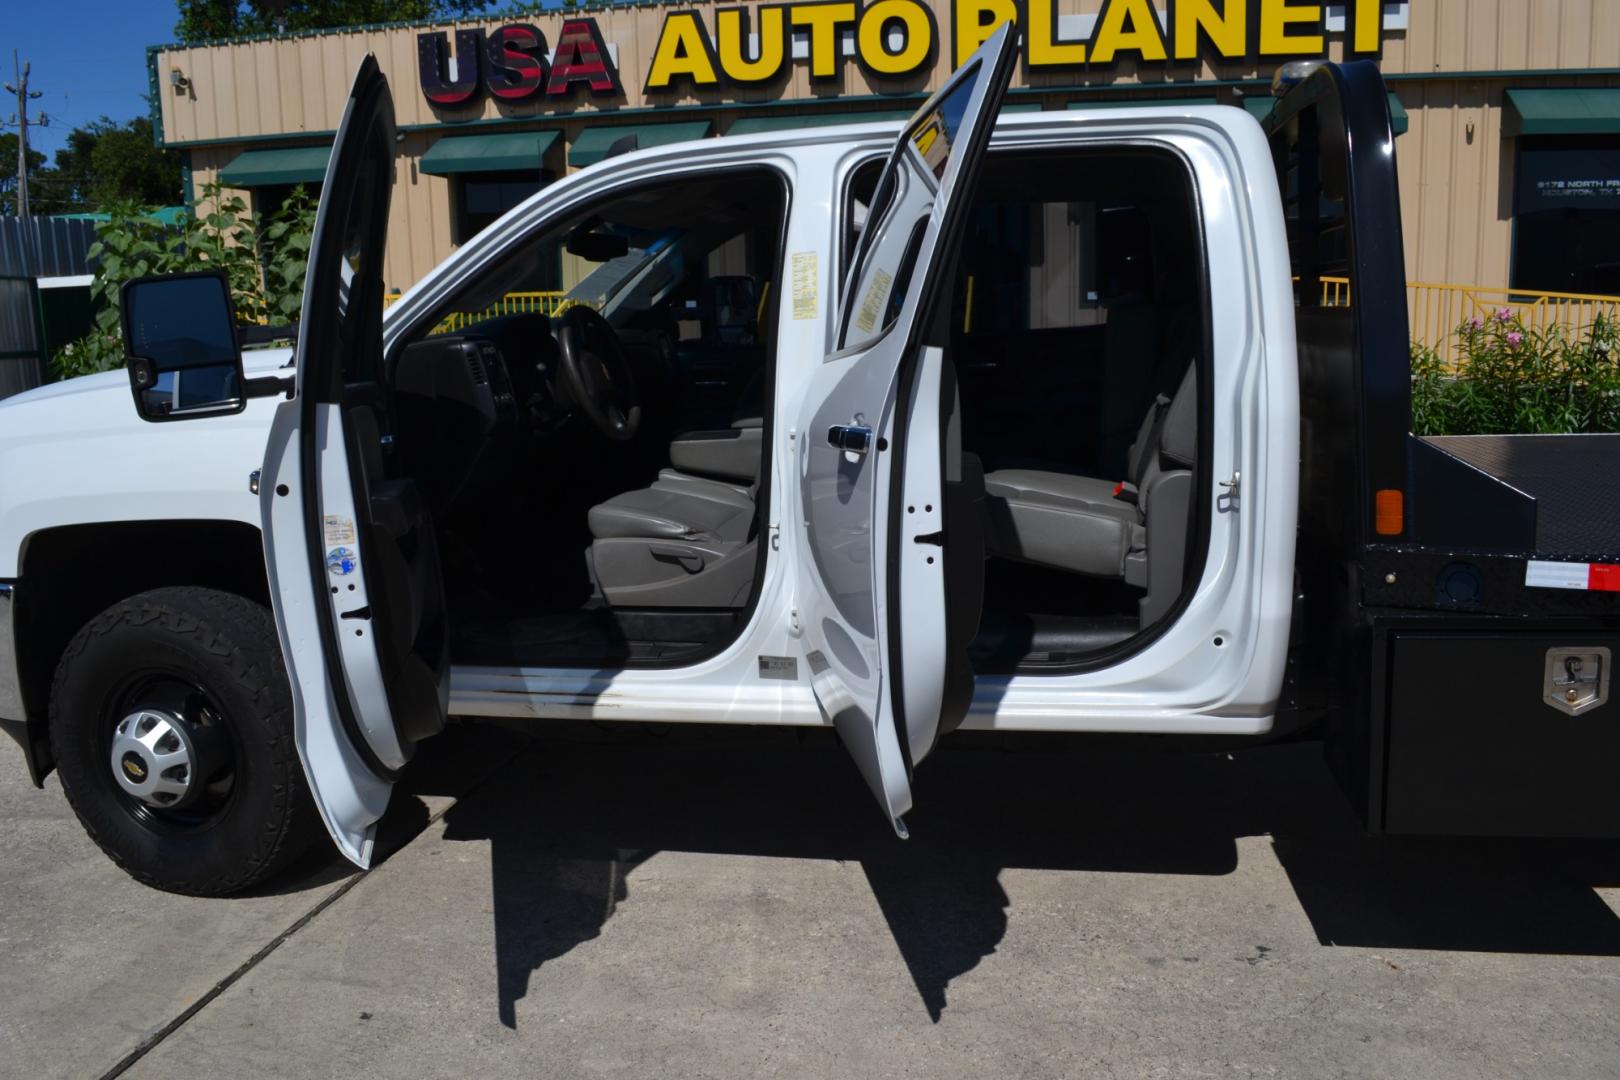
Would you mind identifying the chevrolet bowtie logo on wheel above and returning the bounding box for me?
[120,754,147,781]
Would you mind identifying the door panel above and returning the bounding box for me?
[260,56,448,866]
[796,25,1015,833]
[894,345,949,757]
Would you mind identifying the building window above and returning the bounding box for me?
[1512,138,1620,296]
[251,183,322,222]
[453,171,548,246]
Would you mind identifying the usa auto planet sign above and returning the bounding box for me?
[417,0,1402,106]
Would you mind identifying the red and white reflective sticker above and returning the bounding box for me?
[1525,560,1620,592]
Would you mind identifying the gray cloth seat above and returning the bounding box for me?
[587,476,753,542]
[586,404,764,607]
[587,472,760,608]
[984,365,1197,624]
[983,471,1145,578]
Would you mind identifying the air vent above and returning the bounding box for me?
[466,349,488,385]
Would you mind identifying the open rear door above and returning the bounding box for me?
[259,57,449,866]
[796,26,1013,836]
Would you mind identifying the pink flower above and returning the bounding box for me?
[1507,331,1524,348]
[1495,307,1513,322]
[1466,316,1483,331]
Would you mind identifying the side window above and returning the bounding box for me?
[841,158,887,282]
[421,168,787,348]
[836,58,986,353]
[946,150,1193,343]
[939,147,1205,478]
[328,150,389,382]
[954,199,1155,336]
[1271,102,1352,309]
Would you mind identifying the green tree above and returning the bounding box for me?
[175,0,491,41]
[54,182,318,379]
[87,118,183,208]
[0,132,48,216]
[33,118,182,213]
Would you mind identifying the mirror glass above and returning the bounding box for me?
[123,273,244,420]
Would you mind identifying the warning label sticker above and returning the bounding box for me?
[323,515,356,547]
[758,655,799,681]
[854,268,893,335]
[791,251,818,320]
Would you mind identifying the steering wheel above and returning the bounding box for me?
[553,305,641,442]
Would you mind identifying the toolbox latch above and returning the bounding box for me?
[1543,647,1610,716]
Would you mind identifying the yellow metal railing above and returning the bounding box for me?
[1319,276,1352,308]
[383,290,578,333]
[1407,282,1620,367]
[1316,277,1620,368]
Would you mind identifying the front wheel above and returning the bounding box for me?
[50,587,320,896]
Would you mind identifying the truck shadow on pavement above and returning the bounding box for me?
[415,723,1620,1028]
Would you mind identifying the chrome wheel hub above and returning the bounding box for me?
[110,709,198,808]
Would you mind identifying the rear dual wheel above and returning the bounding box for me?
[49,587,320,896]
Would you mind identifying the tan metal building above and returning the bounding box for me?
[149,0,1620,298]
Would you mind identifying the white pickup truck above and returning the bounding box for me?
[4,31,1617,896]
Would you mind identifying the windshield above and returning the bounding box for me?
[564,228,688,318]
[419,171,781,340]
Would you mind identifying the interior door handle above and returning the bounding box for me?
[827,425,873,455]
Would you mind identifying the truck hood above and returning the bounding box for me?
[0,346,290,580]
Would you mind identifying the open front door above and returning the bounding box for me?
[259,57,449,866]
[797,26,1013,835]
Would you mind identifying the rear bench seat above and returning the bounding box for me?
[984,365,1196,625]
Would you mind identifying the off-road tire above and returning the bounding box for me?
[49,587,320,895]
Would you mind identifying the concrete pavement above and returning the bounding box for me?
[3,721,1619,1078]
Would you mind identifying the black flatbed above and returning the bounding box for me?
[1424,434,1620,559]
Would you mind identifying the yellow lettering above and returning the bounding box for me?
[951,0,1017,67]
[858,0,933,76]
[1027,0,1085,66]
[1349,0,1382,55]
[1090,0,1168,63]
[1257,0,1324,56]
[791,3,859,79]
[716,7,785,82]
[645,12,719,89]
[1172,0,1245,60]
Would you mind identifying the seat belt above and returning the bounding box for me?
[1114,391,1173,505]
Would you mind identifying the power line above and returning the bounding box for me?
[2,50,49,217]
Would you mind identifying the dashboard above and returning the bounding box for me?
[390,313,549,514]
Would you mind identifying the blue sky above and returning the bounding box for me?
[8,1,187,160]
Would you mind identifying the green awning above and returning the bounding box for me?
[1504,88,1620,136]
[218,145,331,187]
[569,120,713,169]
[1385,92,1408,135]
[1243,92,1408,135]
[728,110,913,136]
[420,131,560,175]
[1068,96,1217,110]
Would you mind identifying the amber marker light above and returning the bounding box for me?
[1374,488,1404,536]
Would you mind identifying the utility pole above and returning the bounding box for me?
[3,50,47,218]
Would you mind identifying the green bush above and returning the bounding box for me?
[51,183,317,380]
[1410,308,1620,435]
